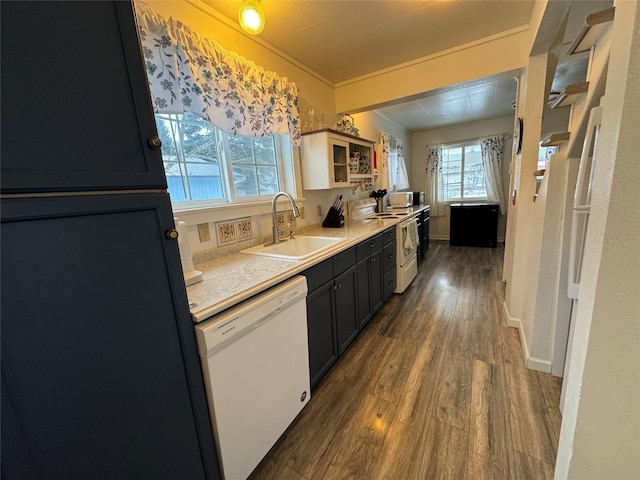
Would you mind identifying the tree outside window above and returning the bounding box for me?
[155,114,282,204]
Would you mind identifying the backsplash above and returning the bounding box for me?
[186,186,372,266]
[191,209,306,266]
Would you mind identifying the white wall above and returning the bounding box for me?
[555,0,640,477]
[410,115,515,242]
[502,51,550,366]
[334,27,530,114]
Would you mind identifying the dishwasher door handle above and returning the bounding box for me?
[255,309,281,328]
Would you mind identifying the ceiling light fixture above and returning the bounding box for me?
[238,0,265,35]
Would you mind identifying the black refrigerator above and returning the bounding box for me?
[1,2,220,479]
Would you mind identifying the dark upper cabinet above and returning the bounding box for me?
[1,194,218,479]
[0,1,166,193]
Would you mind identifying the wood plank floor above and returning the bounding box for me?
[248,241,562,480]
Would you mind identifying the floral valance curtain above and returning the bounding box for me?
[425,145,445,217]
[134,2,301,144]
[480,135,507,214]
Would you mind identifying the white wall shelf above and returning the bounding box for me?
[542,132,570,147]
[550,82,590,109]
[568,7,615,55]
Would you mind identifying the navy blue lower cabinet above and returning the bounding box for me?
[383,240,397,301]
[356,256,373,328]
[305,278,338,389]
[355,233,385,328]
[1,194,219,480]
[369,248,385,313]
[334,265,359,355]
[303,248,359,388]
[303,235,398,388]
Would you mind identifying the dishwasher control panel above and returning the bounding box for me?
[195,276,308,356]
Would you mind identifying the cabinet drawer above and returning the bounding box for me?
[383,240,396,272]
[383,266,396,301]
[382,227,396,245]
[333,246,356,276]
[302,259,333,292]
[356,233,383,261]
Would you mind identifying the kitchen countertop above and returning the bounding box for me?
[187,205,429,322]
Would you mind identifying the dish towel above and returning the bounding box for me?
[403,219,419,256]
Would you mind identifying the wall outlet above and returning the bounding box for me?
[317,205,322,217]
[299,206,305,220]
[197,223,210,242]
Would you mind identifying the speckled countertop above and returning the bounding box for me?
[187,206,429,322]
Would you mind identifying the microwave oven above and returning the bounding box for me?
[412,191,425,206]
[389,192,413,208]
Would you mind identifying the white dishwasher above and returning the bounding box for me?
[194,276,310,480]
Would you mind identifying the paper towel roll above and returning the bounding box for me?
[175,218,203,286]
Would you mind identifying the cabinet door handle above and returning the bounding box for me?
[370,243,375,248]
[166,229,179,240]
[148,136,162,149]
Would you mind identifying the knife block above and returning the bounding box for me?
[322,207,344,228]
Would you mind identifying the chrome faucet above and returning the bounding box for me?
[271,191,300,244]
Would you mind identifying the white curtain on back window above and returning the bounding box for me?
[393,138,410,190]
[134,2,301,144]
[425,144,445,217]
[481,135,507,214]
[377,131,390,190]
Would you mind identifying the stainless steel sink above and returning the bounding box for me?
[241,236,344,260]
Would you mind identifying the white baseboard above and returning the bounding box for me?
[527,356,552,373]
[502,302,552,373]
[502,301,521,328]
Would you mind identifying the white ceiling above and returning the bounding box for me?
[204,0,535,84]
[199,1,608,132]
[373,73,518,132]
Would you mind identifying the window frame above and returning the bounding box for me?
[220,133,285,202]
[441,140,488,202]
[155,113,290,209]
